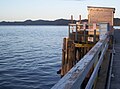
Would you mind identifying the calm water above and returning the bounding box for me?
[0,26,68,89]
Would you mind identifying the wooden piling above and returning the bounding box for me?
[60,23,100,76]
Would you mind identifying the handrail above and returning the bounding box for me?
[85,41,108,89]
[68,23,99,26]
[51,34,109,89]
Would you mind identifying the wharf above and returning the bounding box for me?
[110,29,120,89]
[52,6,116,89]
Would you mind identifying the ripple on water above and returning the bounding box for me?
[0,26,67,89]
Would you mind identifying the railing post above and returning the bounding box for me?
[75,24,78,42]
[68,25,70,38]
[84,29,86,43]
[71,15,73,24]
[94,29,96,43]
[79,15,81,24]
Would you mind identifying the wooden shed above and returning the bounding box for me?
[88,6,115,26]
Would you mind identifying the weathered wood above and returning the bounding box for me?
[79,15,81,24]
[88,6,115,26]
[85,43,108,89]
[71,15,73,24]
[61,23,100,77]
[56,6,115,89]
[74,43,94,48]
[94,30,96,43]
[61,38,69,76]
[67,40,73,72]
[52,34,108,89]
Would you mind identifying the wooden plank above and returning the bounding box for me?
[88,6,115,26]
[52,34,108,89]
[75,43,94,48]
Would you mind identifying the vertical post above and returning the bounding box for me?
[75,24,78,42]
[83,23,86,43]
[83,23,86,30]
[68,25,70,38]
[84,29,86,43]
[94,30,96,43]
[84,23,86,43]
[67,40,74,72]
[79,15,81,29]
[79,15,81,24]
[61,38,66,76]
[65,38,68,75]
[61,38,69,76]
[71,15,73,24]
[93,23,96,43]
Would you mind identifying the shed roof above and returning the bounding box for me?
[87,6,115,13]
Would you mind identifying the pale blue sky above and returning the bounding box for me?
[0,0,119,21]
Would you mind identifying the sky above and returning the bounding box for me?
[0,0,119,21]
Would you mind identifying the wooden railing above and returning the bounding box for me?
[52,27,111,89]
[60,23,100,76]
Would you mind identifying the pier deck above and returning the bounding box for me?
[110,29,120,89]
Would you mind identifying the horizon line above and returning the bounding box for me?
[0,18,89,22]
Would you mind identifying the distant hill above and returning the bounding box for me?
[0,18,119,26]
[0,19,87,26]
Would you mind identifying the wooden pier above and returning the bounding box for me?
[52,6,116,89]
[61,23,99,76]
[109,29,120,89]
